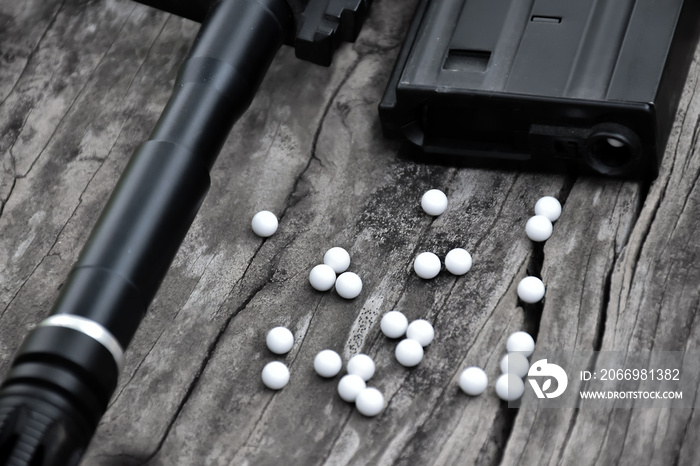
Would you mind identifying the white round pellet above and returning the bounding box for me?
[309,264,337,291]
[262,361,290,390]
[314,349,342,378]
[414,252,441,279]
[534,196,562,222]
[459,366,488,396]
[380,311,409,339]
[355,387,385,417]
[406,319,434,347]
[444,248,472,275]
[506,331,536,357]
[607,137,624,148]
[335,272,363,299]
[517,276,545,303]
[395,339,424,367]
[337,374,366,402]
[266,327,294,354]
[500,352,530,378]
[525,215,553,242]
[323,247,351,273]
[421,189,448,216]
[495,373,525,401]
[251,210,278,237]
[347,354,375,381]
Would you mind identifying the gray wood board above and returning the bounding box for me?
[0,0,699,465]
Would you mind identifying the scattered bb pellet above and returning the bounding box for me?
[337,374,367,402]
[314,349,342,378]
[517,276,545,303]
[506,331,535,357]
[309,264,336,291]
[459,367,488,396]
[380,311,409,339]
[500,352,529,378]
[251,210,278,237]
[534,196,562,222]
[355,387,385,417]
[395,338,424,367]
[406,319,434,347]
[414,252,441,279]
[421,189,448,216]
[266,326,294,354]
[525,215,553,242]
[495,373,525,401]
[347,354,375,381]
[335,272,363,299]
[262,361,290,390]
[444,248,472,275]
[323,247,351,273]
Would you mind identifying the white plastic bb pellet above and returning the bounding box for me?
[414,252,441,279]
[335,272,362,299]
[406,319,434,347]
[314,349,342,378]
[380,311,409,339]
[495,373,525,401]
[459,367,488,396]
[266,327,294,355]
[534,196,562,222]
[395,339,424,367]
[262,361,289,390]
[355,387,385,417]
[347,354,375,381]
[309,264,337,291]
[324,247,351,273]
[421,189,448,216]
[525,215,553,242]
[506,331,536,357]
[337,374,366,402]
[500,352,529,378]
[251,210,278,237]
[444,248,472,275]
[517,276,545,303]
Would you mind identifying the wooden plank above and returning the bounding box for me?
[501,47,700,466]
[0,0,698,465]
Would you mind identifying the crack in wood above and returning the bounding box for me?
[108,327,166,410]
[277,57,363,221]
[0,0,67,108]
[140,263,274,464]
[619,75,700,316]
[318,409,356,464]
[593,264,613,352]
[0,177,15,220]
[0,118,127,320]
[12,6,138,187]
[665,153,700,251]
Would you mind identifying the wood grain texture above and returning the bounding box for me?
[0,1,699,465]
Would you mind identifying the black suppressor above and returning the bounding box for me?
[0,0,294,464]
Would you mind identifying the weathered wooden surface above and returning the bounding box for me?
[1,0,699,465]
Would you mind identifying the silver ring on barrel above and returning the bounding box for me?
[39,314,125,373]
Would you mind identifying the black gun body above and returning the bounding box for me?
[0,0,292,463]
[132,0,371,66]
